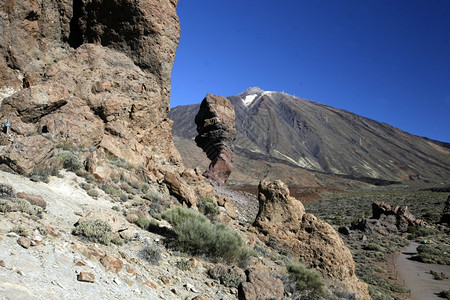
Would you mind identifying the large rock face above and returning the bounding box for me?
[254,180,370,300]
[0,1,185,179]
[195,94,236,185]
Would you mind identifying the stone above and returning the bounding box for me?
[0,0,183,182]
[125,264,138,277]
[163,171,197,207]
[100,254,123,273]
[160,276,171,285]
[238,268,283,300]
[17,237,31,249]
[195,94,236,185]
[0,260,6,267]
[77,272,95,283]
[143,280,157,289]
[192,296,208,300]
[16,192,47,210]
[74,259,87,267]
[254,180,370,300]
[353,201,425,235]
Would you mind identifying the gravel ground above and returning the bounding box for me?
[395,242,450,300]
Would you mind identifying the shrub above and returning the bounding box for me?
[140,243,162,265]
[15,199,43,219]
[284,264,326,300]
[176,259,192,271]
[365,243,382,251]
[439,289,450,300]
[110,158,128,169]
[72,219,112,245]
[111,236,124,246]
[430,270,448,280]
[162,207,246,263]
[11,225,29,237]
[111,205,121,212]
[0,200,12,213]
[87,189,99,198]
[53,152,83,172]
[414,244,450,265]
[198,197,220,218]
[0,183,14,197]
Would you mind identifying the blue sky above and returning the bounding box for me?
[171,0,450,142]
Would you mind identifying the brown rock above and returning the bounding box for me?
[192,296,208,300]
[254,180,370,300]
[100,254,123,273]
[0,260,6,267]
[238,268,283,300]
[164,171,197,207]
[160,275,171,285]
[143,280,158,289]
[77,272,95,283]
[0,0,183,181]
[16,192,47,210]
[195,94,236,185]
[17,237,31,249]
[125,264,138,277]
[74,259,87,267]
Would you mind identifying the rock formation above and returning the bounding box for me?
[195,94,236,185]
[253,180,370,300]
[353,201,425,235]
[0,0,213,205]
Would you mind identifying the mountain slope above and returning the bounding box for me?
[170,87,450,186]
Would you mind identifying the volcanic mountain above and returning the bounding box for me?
[169,87,450,192]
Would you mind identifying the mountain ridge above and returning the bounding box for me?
[170,88,450,187]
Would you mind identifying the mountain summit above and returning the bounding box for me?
[170,88,450,187]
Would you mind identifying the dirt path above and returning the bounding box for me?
[395,241,450,300]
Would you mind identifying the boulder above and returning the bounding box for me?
[16,192,47,210]
[195,94,236,185]
[354,201,425,234]
[238,268,284,300]
[254,180,370,300]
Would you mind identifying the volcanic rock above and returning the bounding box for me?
[354,201,425,234]
[238,268,284,300]
[253,180,370,299]
[0,0,184,184]
[195,94,236,185]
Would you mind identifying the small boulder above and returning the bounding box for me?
[238,268,284,300]
[77,272,95,283]
[16,192,47,210]
[100,254,123,273]
[17,237,31,249]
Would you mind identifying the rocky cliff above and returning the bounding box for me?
[0,0,212,203]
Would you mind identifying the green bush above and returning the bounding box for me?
[198,197,220,218]
[72,219,112,245]
[11,225,29,237]
[365,243,382,251]
[111,236,124,246]
[141,244,162,265]
[284,264,326,300]
[15,199,44,219]
[414,244,450,265]
[430,270,448,280]
[162,207,246,263]
[53,152,83,172]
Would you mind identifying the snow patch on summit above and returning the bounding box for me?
[243,94,258,106]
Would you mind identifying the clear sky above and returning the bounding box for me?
[171,0,450,142]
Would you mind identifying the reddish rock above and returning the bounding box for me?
[195,94,236,185]
[100,254,123,273]
[16,192,47,210]
[77,272,95,283]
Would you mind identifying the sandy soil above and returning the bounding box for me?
[395,242,450,300]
